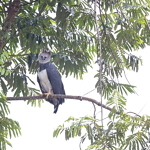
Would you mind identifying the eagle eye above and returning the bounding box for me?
[41,56,47,60]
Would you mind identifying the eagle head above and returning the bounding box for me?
[38,48,52,64]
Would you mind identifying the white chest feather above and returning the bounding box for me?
[38,69,53,93]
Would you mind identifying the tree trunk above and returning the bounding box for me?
[0,0,20,51]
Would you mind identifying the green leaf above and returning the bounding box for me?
[0,79,7,95]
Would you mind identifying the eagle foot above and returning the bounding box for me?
[42,93,52,99]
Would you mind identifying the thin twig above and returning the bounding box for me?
[127,112,141,117]
[82,88,96,96]
[138,102,148,115]
[122,69,138,95]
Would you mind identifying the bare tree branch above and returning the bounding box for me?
[6,94,120,114]
[0,11,8,13]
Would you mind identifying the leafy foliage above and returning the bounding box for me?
[1,0,148,98]
[0,0,150,149]
[54,90,150,150]
[95,73,136,100]
[53,116,98,142]
[0,94,21,150]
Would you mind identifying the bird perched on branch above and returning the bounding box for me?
[37,49,65,113]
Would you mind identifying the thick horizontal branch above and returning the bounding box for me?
[6,94,119,114]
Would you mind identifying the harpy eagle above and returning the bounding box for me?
[37,49,65,113]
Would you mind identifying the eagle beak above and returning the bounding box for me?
[41,56,46,60]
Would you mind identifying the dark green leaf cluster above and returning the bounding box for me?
[106,113,150,150]
[53,116,98,142]
[127,54,141,72]
[95,73,135,100]
[54,98,150,150]
[0,51,40,97]
[92,0,150,96]
[0,50,43,108]
[0,94,21,150]
[0,0,150,149]
[1,0,149,97]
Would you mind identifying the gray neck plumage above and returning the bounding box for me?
[39,60,50,64]
[39,62,50,66]
[39,62,50,71]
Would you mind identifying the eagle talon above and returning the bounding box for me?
[46,93,51,99]
[42,93,51,99]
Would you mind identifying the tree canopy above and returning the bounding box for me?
[0,0,150,149]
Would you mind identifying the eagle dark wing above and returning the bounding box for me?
[46,62,65,104]
[37,62,65,113]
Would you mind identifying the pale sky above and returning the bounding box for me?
[6,47,150,150]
